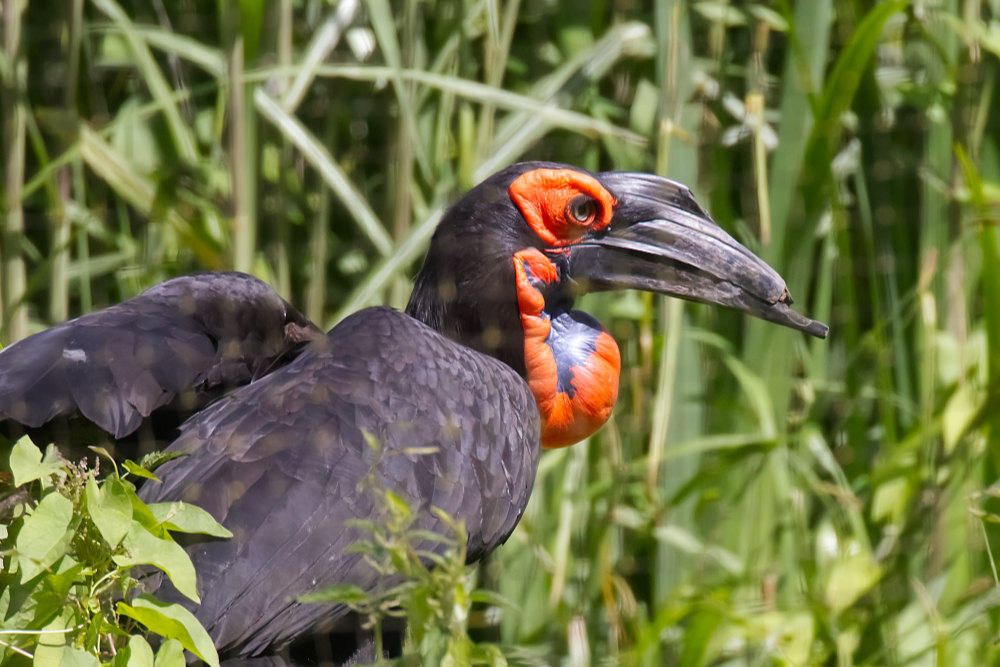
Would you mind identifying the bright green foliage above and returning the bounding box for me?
[302,491,509,666]
[2,0,1000,665]
[0,437,225,667]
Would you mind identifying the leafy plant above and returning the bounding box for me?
[0,437,227,667]
[301,489,509,666]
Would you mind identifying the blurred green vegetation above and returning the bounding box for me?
[2,0,1000,664]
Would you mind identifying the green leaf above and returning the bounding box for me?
[237,0,265,62]
[130,450,184,478]
[693,1,746,26]
[147,502,232,538]
[942,383,985,454]
[86,477,133,548]
[678,609,721,666]
[117,596,219,667]
[122,459,160,481]
[32,610,96,667]
[299,583,369,605]
[825,548,882,615]
[112,525,200,603]
[25,558,86,632]
[153,639,186,667]
[113,634,155,667]
[871,476,912,526]
[10,436,64,487]
[89,445,118,466]
[747,4,789,32]
[15,492,75,580]
[39,645,101,667]
[383,490,413,519]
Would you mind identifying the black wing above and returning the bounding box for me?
[0,273,320,442]
[140,307,540,657]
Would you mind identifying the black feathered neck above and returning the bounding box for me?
[405,162,579,377]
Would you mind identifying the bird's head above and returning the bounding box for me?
[406,162,827,448]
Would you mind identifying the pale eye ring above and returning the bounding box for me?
[566,195,598,224]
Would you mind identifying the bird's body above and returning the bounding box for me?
[0,162,828,660]
[143,307,538,656]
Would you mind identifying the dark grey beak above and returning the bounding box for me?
[563,171,829,338]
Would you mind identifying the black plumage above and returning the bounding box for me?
[0,272,320,453]
[141,307,538,656]
[406,164,543,376]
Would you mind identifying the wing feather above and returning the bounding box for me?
[0,272,321,441]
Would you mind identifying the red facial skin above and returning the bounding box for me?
[507,168,625,448]
[509,168,617,247]
[512,248,620,449]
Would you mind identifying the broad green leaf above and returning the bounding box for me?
[112,525,200,603]
[942,383,985,454]
[10,436,64,487]
[153,639,186,667]
[86,477,133,548]
[123,459,160,481]
[825,548,882,615]
[117,596,219,667]
[32,644,60,665]
[15,492,75,580]
[31,611,93,667]
[805,1,907,178]
[113,634,155,667]
[871,477,912,526]
[0,569,43,633]
[147,502,232,538]
[129,492,166,533]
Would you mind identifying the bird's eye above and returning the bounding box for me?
[566,196,598,224]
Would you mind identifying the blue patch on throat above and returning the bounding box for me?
[546,310,604,399]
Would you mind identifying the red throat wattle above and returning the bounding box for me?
[513,248,621,449]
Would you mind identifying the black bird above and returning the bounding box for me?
[0,162,827,659]
[0,272,320,457]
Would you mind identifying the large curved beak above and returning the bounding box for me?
[563,171,828,338]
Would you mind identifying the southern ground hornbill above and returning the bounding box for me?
[0,162,827,659]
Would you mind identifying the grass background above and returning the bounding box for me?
[2,0,1000,664]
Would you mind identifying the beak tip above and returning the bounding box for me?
[806,320,830,339]
[766,299,829,338]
